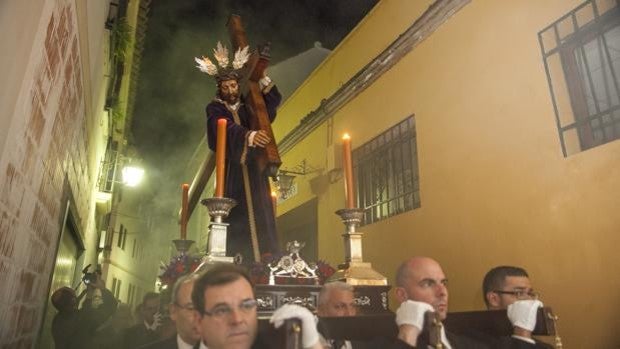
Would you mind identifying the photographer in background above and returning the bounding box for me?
[51,266,118,349]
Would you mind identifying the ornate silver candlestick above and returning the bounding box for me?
[328,208,387,285]
[199,197,237,264]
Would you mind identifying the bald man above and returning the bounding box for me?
[392,257,488,349]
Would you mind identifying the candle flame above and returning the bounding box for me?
[342,133,350,140]
[271,191,277,197]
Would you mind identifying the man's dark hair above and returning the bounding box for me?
[191,263,253,316]
[482,266,529,307]
[215,71,240,85]
[142,291,160,305]
[51,287,76,312]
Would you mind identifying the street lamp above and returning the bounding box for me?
[121,165,144,187]
[98,153,145,281]
[97,152,145,198]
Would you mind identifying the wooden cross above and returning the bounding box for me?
[227,14,282,179]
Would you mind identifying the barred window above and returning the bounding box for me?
[98,137,119,192]
[539,0,620,156]
[354,116,421,225]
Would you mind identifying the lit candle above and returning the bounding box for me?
[181,183,189,240]
[215,118,227,198]
[271,191,278,219]
[342,133,355,208]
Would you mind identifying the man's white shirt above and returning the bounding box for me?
[177,334,195,349]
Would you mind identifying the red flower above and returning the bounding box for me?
[190,262,199,272]
[175,263,184,273]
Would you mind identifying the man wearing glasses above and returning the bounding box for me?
[191,263,323,349]
[482,266,552,348]
[142,274,201,349]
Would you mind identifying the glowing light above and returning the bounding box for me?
[122,166,144,187]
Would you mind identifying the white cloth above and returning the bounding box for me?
[177,334,195,349]
[199,341,209,349]
[270,304,319,348]
[228,101,240,111]
[395,300,435,331]
[507,300,543,332]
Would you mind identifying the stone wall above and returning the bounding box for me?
[0,0,102,346]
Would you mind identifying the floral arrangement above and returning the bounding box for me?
[249,252,336,286]
[159,254,202,288]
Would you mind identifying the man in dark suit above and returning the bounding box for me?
[123,292,162,349]
[482,266,554,349]
[391,256,489,349]
[191,263,323,349]
[140,274,201,349]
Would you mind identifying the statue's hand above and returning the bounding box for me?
[254,130,271,148]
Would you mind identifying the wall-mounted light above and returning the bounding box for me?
[97,150,146,202]
[121,165,144,187]
[275,159,318,200]
[276,172,296,199]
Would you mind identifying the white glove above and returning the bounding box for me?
[270,304,319,348]
[395,300,435,330]
[150,312,163,330]
[507,300,543,332]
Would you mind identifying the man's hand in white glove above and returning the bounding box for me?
[396,300,435,330]
[270,304,320,349]
[507,300,543,335]
[151,312,163,330]
[395,300,435,346]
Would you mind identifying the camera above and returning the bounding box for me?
[81,264,100,285]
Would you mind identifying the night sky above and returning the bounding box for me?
[131,0,377,227]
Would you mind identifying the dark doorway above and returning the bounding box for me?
[276,198,318,261]
[37,193,84,349]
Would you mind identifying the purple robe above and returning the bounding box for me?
[205,85,282,262]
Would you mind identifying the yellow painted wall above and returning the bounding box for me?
[273,0,435,139]
[274,0,620,347]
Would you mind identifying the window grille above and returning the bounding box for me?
[539,0,620,155]
[354,116,421,225]
[98,138,119,192]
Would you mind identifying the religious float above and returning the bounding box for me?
[158,14,563,349]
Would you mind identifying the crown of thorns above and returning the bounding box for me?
[194,41,250,82]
